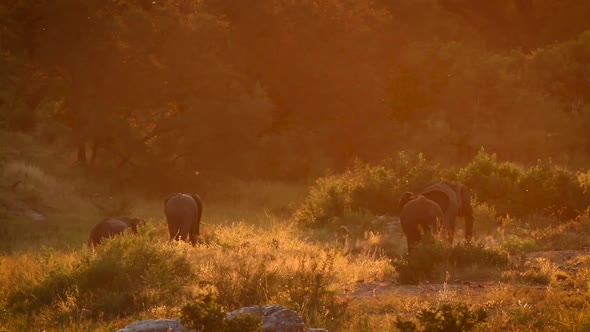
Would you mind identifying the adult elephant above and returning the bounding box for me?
[164,193,203,245]
[418,181,475,244]
[88,216,143,250]
[398,192,444,251]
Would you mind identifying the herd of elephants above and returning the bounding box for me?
[87,181,474,253]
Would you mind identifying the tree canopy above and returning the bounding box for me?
[1,0,589,189]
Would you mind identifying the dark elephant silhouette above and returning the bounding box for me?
[164,193,203,245]
[398,192,444,252]
[88,216,143,250]
[418,181,475,244]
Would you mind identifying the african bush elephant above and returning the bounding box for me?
[88,216,143,250]
[164,193,203,245]
[418,181,475,244]
[398,192,444,251]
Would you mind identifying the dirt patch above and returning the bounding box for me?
[347,249,590,300]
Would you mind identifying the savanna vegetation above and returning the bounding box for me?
[2,0,590,331]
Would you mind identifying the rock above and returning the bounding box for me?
[227,304,305,332]
[115,318,194,332]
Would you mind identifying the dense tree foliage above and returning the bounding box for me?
[1,0,589,190]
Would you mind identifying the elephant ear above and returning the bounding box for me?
[398,192,415,211]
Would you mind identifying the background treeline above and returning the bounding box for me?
[2,0,590,191]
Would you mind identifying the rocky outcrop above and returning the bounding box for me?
[227,304,305,332]
[116,305,328,332]
[115,318,193,332]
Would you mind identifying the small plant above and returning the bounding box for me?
[393,302,487,332]
[393,240,449,284]
[180,293,262,332]
[394,242,508,284]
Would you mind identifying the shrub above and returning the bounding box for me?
[294,152,441,228]
[519,159,589,219]
[75,236,195,318]
[393,241,508,284]
[459,149,590,220]
[457,148,523,216]
[180,292,262,332]
[394,302,487,332]
[4,235,196,322]
[284,251,349,327]
[501,235,538,254]
[393,240,449,285]
[471,200,502,236]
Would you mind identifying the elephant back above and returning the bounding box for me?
[164,193,199,222]
[88,217,136,250]
[400,195,443,220]
[419,181,459,213]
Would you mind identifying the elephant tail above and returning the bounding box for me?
[191,194,203,225]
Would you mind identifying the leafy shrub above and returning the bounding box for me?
[457,148,523,216]
[459,149,590,220]
[394,240,448,285]
[394,241,508,284]
[294,152,441,228]
[4,235,196,321]
[211,252,279,308]
[394,302,487,332]
[76,236,195,317]
[471,200,502,236]
[180,292,262,332]
[519,159,589,219]
[501,235,538,254]
[284,251,349,327]
[448,243,509,269]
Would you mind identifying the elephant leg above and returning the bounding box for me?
[177,221,191,242]
[402,220,421,252]
[168,223,180,241]
[189,222,199,245]
[442,206,458,244]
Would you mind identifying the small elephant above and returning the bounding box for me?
[418,181,475,244]
[88,216,143,250]
[399,192,444,251]
[164,193,203,245]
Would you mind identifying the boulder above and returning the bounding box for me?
[115,318,194,332]
[227,304,305,332]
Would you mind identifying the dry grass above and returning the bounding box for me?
[2,132,590,331]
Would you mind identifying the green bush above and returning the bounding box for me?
[284,251,349,327]
[180,293,262,332]
[296,149,590,230]
[457,148,523,216]
[294,153,441,228]
[393,241,508,284]
[459,149,590,219]
[394,240,448,285]
[519,159,589,219]
[4,235,196,321]
[394,302,487,332]
[76,236,195,318]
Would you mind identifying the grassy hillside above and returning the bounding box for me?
[2,131,590,331]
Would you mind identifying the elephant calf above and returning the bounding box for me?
[164,193,203,245]
[398,192,444,252]
[88,216,143,250]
